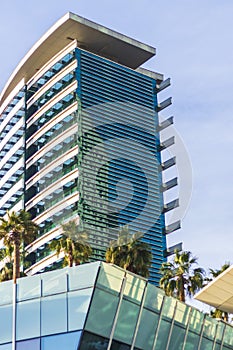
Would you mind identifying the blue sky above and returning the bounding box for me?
[1,1,233,275]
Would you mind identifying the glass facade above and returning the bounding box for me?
[76,49,166,284]
[0,262,232,350]
[0,87,25,217]
[0,13,179,284]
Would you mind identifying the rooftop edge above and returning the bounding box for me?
[0,12,156,104]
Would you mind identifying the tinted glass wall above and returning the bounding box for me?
[0,262,233,350]
[81,263,233,350]
[1,262,232,350]
[0,262,100,350]
[76,49,166,284]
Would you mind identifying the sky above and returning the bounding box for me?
[0,1,233,279]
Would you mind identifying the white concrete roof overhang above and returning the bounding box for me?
[0,12,156,105]
[194,265,233,313]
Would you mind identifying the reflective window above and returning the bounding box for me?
[123,273,145,303]
[68,288,93,331]
[35,133,77,173]
[215,322,225,341]
[183,332,200,350]
[68,262,100,291]
[135,308,159,349]
[168,324,186,350]
[41,294,67,336]
[41,331,81,350]
[111,340,132,350]
[199,337,214,350]
[16,299,40,340]
[42,268,67,296]
[174,301,190,326]
[188,309,204,334]
[16,338,40,350]
[0,281,13,305]
[27,50,75,100]
[223,324,233,346]
[0,344,11,350]
[0,304,13,343]
[161,297,176,319]
[96,263,124,293]
[79,332,108,350]
[37,201,78,238]
[113,299,140,344]
[17,274,41,301]
[85,288,119,338]
[202,317,217,340]
[213,344,221,350]
[35,72,75,110]
[154,319,171,350]
[141,279,164,312]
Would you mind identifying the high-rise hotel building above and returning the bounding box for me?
[0,13,180,284]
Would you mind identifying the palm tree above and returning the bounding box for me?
[209,263,230,279]
[160,250,205,302]
[208,263,230,322]
[49,220,92,267]
[0,262,13,282]
[0,210,38,283]
[106,226,152,278]
[0,245,13,282]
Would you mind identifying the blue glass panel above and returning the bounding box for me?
[0,343,12,350]
[41,294,67,336]
[68,288,93,331]
[0,304,13,343]
[0,344,11,350]
[68,262,100,291]
[16,299,40,340]
[41,331,81,350]
[16,338,40,350]
[0,281,13,305]
[17,274,41,301]
[42,268,67,296]
[77,48,166,285]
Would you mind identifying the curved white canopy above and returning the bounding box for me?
[195,265,233,313]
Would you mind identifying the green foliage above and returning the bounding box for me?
[209,262,230,279]
[0,210,38,283]
[160,250,205,302]
[208,263,231,322]
[0,245,13,282]
[105,226,152,278]
[49,220,92,267]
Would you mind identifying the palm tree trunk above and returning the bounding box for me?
[68,253,73,267]
[13,234,20,284]
[179,276,186,302]
[223,312,229,322]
